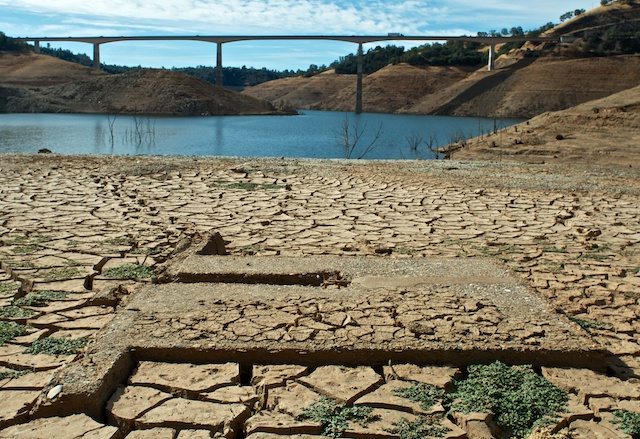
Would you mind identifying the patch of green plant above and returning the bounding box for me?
[0,282,20,295]
[0,321,28,345]
[387,416,449,439]
[43,267,82,282]
[393,383,445,411]
[0,369,27,380]
[0,306,35,319]
[104,237,132,246]
[298,397,376,438]
[612,409,640,436]
[569,317,612,331]
[10,235,29,244]
[216,181,281,191]
[5,260,35,269]
[130,246,162,255]
[66,240,79,247]
[13,291,67,307]
[449,361,568,438]
[12,244,39,254]
[63,259,83,267]
[26,336,88,355]
[103,263,154,280]
[543,246,568,253]
[582,253,612,261]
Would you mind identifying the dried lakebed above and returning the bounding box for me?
[0,155,638,438]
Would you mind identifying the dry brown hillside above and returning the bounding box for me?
[453,84,640,166]
[0,51,104,86]
[0,52,288,115]
[310,63,472,113]
[242,69,353,108]
[547,0,640,37]
[408,55,640,118]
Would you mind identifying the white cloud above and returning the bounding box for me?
[1,0,596,36]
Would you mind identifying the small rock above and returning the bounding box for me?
[47,384,63,400]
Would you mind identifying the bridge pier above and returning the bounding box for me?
[216,42,223,88]
[33,40,40,53]
[355,42,363,114]
[93,43,101,70]
[488,44,496,71]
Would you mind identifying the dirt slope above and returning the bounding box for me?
[310,63,472,113]
[408,55,640,118]
[242,69,353,109]
[453,84,640,166]
[0,51,104,86]
[0,53,288,115]
[547,0,640,37]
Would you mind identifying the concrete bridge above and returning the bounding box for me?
[13,34,559,114]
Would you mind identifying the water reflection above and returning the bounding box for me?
[0,111,523,159]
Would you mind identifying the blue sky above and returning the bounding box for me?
[0,0,598,70]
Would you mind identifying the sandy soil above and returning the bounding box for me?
[454,83,640,166]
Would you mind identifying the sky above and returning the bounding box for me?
[0,0,599,71]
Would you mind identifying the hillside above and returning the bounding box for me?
[0,52,290,115]
[452,83,640,166]
[407,54,640,118]
[243,2,640,118]
[310,63,472,113]
[547,0,640,37]
[243,63,472,113]
[0,51,105,86]
[242,69,353,108]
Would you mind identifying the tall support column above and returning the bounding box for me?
[93,43,101,70]
[216,42,223,88]
[488,44,496,71]
[34,40,40,53]
[355,42,363,114]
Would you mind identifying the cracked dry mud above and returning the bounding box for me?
[0,155,638,438]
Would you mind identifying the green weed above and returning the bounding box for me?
[542,246,568,253]
[569,317,612,331]
[213,181,281,191]
[12,244,39,254]
[43,267,82,282]
[387,416,448,439]
[5,261,35,269]
[298,397,375,438]
[393,383,445,411]
[0,282,20,296]
[26,336,88,355]
[0,369,27,380]
[612,410,640,436]
[13,291,67,307]
[450,361,567,438]
[0,321,28,345]
[0,306,35,319]
[103,264,154,280]
[104,237,132,246]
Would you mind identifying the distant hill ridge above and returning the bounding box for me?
[242,1,640,118]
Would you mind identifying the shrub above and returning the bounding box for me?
[298,397,375,438]
[387,416,449,439]
[26,336,88,355]
[393,382,445,411]
[0,321,28,345]
[103,264,154,280]
[612,410,640,436]
[449,361,568,438]
[13,291,67,307]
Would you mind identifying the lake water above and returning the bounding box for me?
[0,111,522,160]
